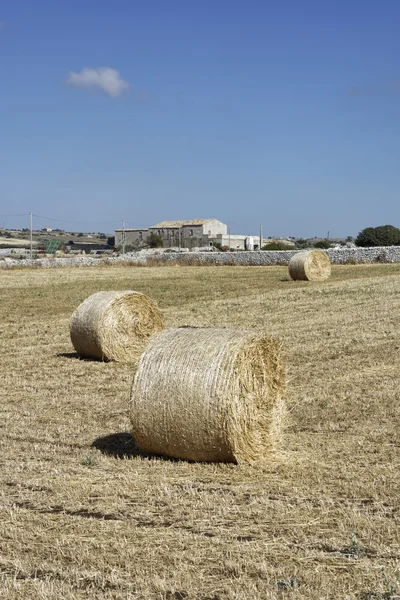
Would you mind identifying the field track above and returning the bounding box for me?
[0,264,399,599]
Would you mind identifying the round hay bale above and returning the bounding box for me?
[288,250,331,281]
[130,328,286,463]
[70,291,164,362]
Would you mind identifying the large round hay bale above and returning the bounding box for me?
[130,328,286,463]
[288,250,331,281]
[70,291,164,362]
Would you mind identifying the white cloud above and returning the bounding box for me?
[65,67,130,98]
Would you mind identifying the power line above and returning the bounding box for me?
[0,213,29,217]
[32,213,123,226]
[30,212,32,259]
[32,214,85,225]
[1,211,136,229]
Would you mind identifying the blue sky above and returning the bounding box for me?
[1,0,400,237]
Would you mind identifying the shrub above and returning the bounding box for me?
[375,250,389,263]
[295,238,311,249]
[355,225,400,247]
[211,242,223,251]
[147,232,164,248]
[116,244,133,253]
[314,239,332,249]
[261,242,288,251]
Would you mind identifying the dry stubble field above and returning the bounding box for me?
[0,263,399,600]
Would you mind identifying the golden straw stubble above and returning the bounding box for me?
[288,250,331,281]
[130,327,286,463]
[70,290,164,362]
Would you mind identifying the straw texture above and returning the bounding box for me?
[130,328,286,463]
[289,250,331,281]
[70,290,164,362]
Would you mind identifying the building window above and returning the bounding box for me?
[208,230,211,235]
[189,229,193,236]
[139,231,142,240]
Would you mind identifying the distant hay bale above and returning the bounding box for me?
[70,291,164,362]
[130,328,286,463]
[289,250,331,281]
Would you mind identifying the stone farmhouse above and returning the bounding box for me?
[115,219,262,250]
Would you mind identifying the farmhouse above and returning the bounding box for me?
[115,219,261,250]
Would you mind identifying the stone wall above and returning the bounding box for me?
[155,246,400,266]
[1,246,400,269]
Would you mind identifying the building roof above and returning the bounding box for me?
[151,219,215,228]
[114,228,148,232]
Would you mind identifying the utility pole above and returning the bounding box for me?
[29,212,33,259]
[122,219,126,254]
[228,221,231,250]
[260,223,263,251]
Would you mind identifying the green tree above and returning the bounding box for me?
[147,232,164,248]
[314,239,332,249]
[295,238,310,249]
[355,225,400,247]
[211,242,223,251]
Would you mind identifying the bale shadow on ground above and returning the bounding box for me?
[57,352,102,362]
[92,432,182,462]
[92,432,144,459]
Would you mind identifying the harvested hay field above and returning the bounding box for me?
[0,264,399,600]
